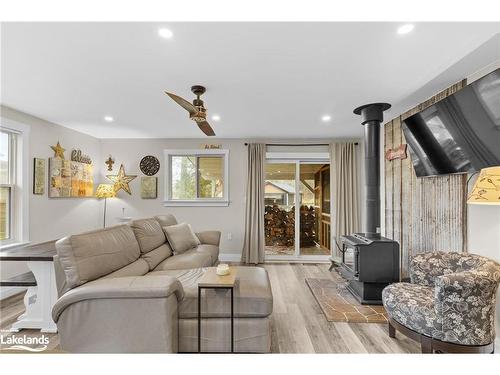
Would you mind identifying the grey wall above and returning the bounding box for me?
[100,137,364,257]
[99,138,248,257]
[1,105,102,281]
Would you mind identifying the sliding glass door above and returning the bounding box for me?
[264,163,296,256]
[298,163,330,256]
[264,156,331,260]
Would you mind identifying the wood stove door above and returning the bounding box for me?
[343,245,357,276]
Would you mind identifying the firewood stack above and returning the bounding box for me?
[264,205,317,247]
[300,205,317,247]
[264,205,295,247]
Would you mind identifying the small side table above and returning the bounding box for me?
[197,267,236,353]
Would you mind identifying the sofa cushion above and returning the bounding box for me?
[195,231,221,246]
[382,282,443,340]
[152,248,213,271]
[52,274,185,323]
[101,258,149,279]
[163,223,201,254]
[56,225,141,291]
[141,244,173,270]
[154,267,273,319]
[155,214,178,228]
[196,244,219,264]
[130,218,166,254]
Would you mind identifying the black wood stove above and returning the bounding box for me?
[339,233,399,305]
[337,103,400,305]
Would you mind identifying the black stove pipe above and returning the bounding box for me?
[353,103,391,234]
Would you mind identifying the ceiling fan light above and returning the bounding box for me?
[158,28,173,39]
[397,24,414,35]
[190,113,207,122]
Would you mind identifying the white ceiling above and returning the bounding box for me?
[1,22,499,139]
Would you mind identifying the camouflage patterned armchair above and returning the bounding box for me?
[382,252,500,353]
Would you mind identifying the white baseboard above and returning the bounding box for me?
[218,253,330,263]
[218,253,242,262]
[0,286,26,301]
[264,259,330,264]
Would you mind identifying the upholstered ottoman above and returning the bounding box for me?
[153,266,273,353]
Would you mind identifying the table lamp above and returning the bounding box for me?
[467,166,500,205]
[95,183,116,227]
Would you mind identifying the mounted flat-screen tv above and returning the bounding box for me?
[401,68,500,178]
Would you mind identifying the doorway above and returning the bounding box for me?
[264,156,331,261]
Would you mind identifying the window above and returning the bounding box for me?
[0,119,30,248]
[164,149,229,206]
[1,130,15,241]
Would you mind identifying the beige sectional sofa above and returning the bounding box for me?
[51,214,273,353]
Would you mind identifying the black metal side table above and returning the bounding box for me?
[197,268,236,353]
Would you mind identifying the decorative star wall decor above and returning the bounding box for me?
[50,141,66,159]
[106,164,137,195]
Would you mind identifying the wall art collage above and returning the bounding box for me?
[49,157,94,198]
[35,142,161,201]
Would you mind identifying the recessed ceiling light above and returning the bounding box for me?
[158,28,173,39]
[321,115,332,122]
[397,24,414,35]
[103,116,114,123]
[211,114,221,121]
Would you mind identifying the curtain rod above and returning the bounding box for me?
[244,142,358,146]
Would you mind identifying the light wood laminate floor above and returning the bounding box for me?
[0,263,419,353]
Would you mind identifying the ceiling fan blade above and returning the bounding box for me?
[197,121,216,136]
[165,92,197,115]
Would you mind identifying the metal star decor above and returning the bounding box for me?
[50,141,66,159]
[106,164,137,195]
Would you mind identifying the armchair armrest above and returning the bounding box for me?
[196,231,221,246]
[53,275,184,322]
[434,270,498,345]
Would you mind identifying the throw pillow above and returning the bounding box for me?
[163,223,201,254]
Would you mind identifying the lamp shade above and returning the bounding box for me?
[95,183,116,199]
[467,166,500,205]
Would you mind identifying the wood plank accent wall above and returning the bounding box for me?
[384,79,468,278]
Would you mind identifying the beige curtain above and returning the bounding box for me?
[330,142,360,258]
[241,143,266,264]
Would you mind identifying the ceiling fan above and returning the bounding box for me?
[165,85,216,136]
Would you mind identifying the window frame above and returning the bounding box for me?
[163,149,229,207]
[0,118,30,249]
[0,130,16,242]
